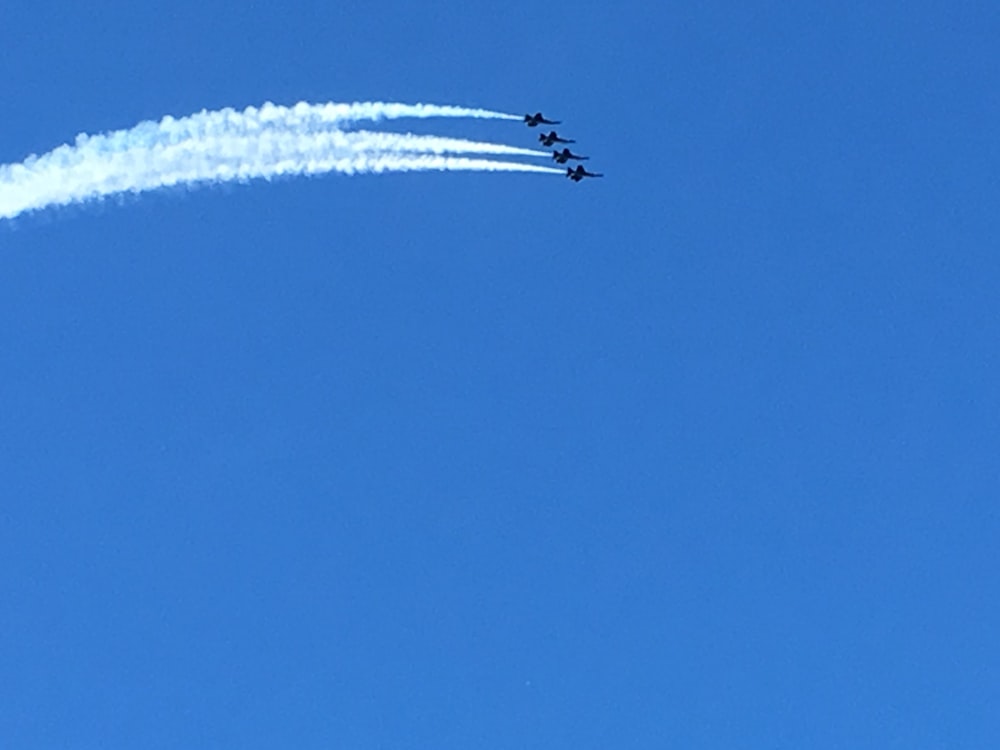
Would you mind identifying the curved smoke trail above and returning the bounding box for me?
[0,101,558,220]
[68,101,522,152]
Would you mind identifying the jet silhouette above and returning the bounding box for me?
[552,148,589,164]
[566,165,603,182]
[538,130,574,147]
[524,112,560,127]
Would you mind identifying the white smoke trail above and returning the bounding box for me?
[58,101,521,152]
[0,102,558,220]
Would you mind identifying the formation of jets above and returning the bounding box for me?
[523,112,603,183]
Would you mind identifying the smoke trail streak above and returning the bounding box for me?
[54,101,522,152]
[1,124,561,220]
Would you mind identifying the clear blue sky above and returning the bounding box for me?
[2,1,998,747]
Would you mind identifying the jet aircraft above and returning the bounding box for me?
[566,165,603,182]
[552,148,589,164]
[538,131,574,147]
[524,112,560,127]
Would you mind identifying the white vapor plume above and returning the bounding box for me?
[0,101,558,220]
[55,101,523,152]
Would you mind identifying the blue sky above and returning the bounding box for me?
[2,1,999,747]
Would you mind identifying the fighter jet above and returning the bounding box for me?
[524,112,560,127]
[567,165,603,182]
[552,148,589,164]
[538,130,574,147]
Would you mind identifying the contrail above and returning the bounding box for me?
[0,102,555,220]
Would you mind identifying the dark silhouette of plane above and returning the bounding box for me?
[552,148,589,164]
[567,165,603,182]
[524,112,560,127]
[538,130,574,147]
